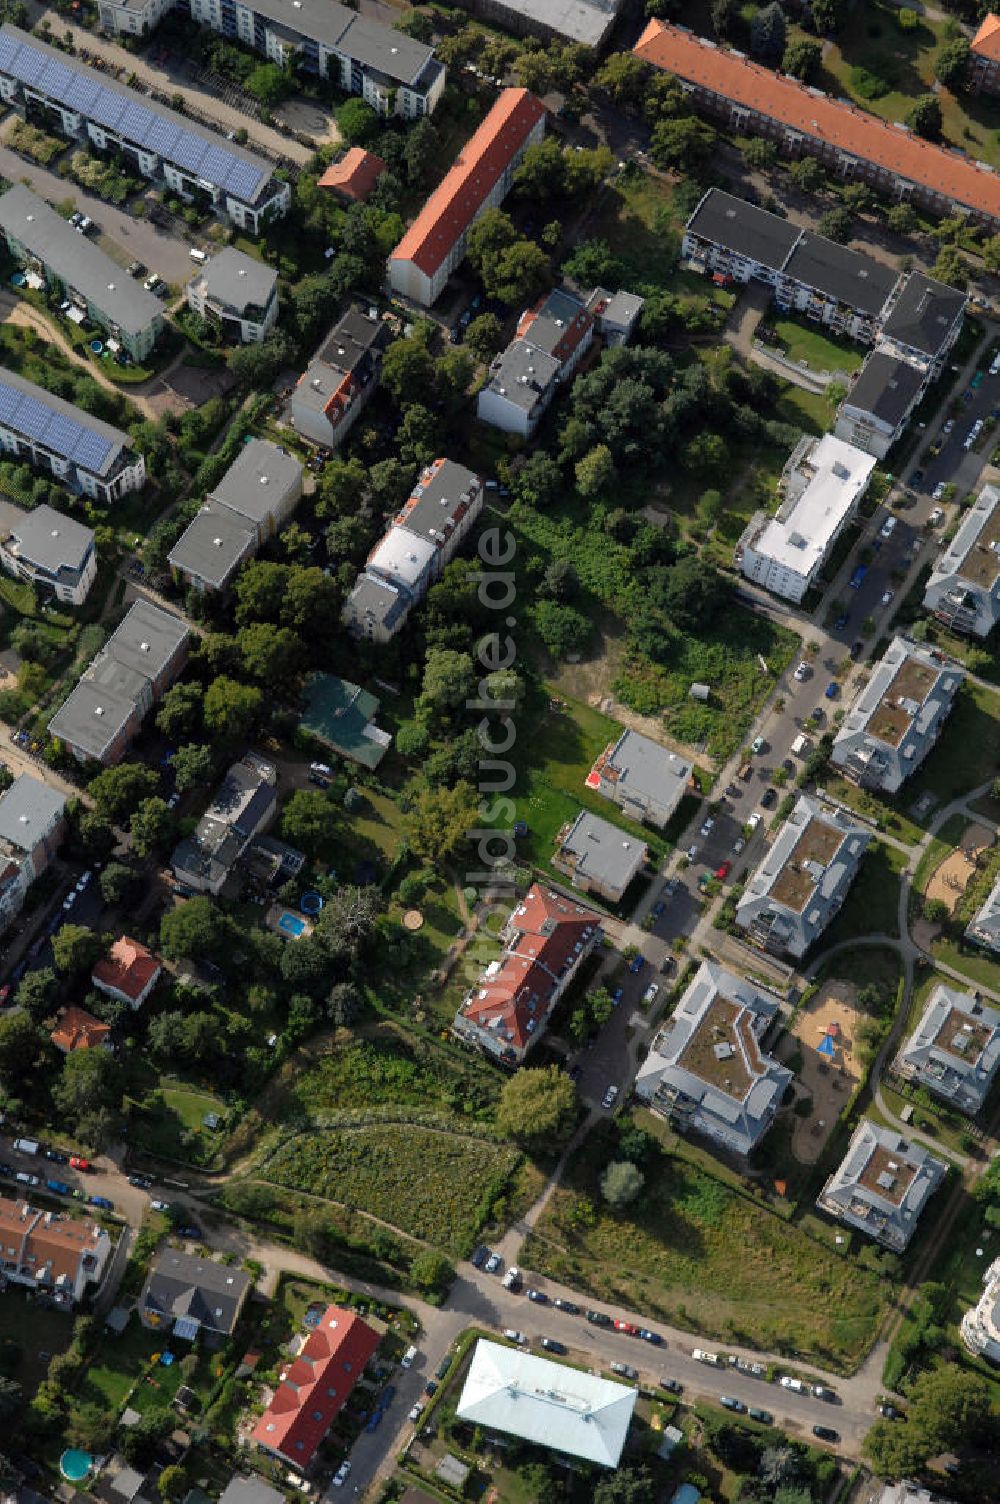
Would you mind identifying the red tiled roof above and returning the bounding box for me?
[460,883,599,1052]
[972,14,1000,64]
[92,935,162,1003]
[251,1305,379,1467]
[317,147,388,201]
[0,1195,105,1287]
[50,1006,111,1053]
[390,88,546,278]
[634,20,1000,223]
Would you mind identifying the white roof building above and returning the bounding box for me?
[961,1253,1000,1364]
[737,434,875,603]
[456,1340,636,1467]
[924,483,1000,638]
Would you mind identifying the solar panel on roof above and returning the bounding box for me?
[14,47,44,86]
[0,384,21,428]
[0,36,19,70]
[121,102,154,139]
[89,87,126,130]
[199,145,232,184]
[15,396,52,442]
[226,160,263,199]
[73,430,112,473]
[171,131,206,172]
[39,60,71,96]
[44,413,82,457]
[144,117,180,156]
[66,74,100,112]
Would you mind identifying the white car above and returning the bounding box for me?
[602,1084,619,1109]
[686,844,698,862]
[991,355,1000,376]
[503,1265,521,1289]
[331,1462,351,1489]
[484,1252,501,1274]
[408,1401,425,1422]
[780,1375,807,1392]
[151,1199,170,1211]
[643,983,659,1005]
[751,736,765,754]
[733,837,745,854]
[881,590,894,607]
[693,1349,722,1366]
[700,817,715,837]
[929,506,945,525]
[793,661,809,682]
[932,482,946,501]
[747,812,762,832]
[62,891,76,911]
[880,516,896,538]
[942,419,955,435]
[502,1330,526,1346]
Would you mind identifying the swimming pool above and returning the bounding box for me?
[60,1450,93,1483]
[277,911,307,938]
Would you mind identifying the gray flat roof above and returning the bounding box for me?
[344,571,408,632]
[3,502,94,572]
[400,458,481,541]
[0,771,65,849]
[192,248,277,313]
[484,338,560,412]
[556,808,646,890]
[483,0,624,46]
[239,0,437,86]
[685,187,801,273]
[168,504,253,588]
[781,232,898,317]
[48,673,137,759]
[0,26,274,205]
[315,305,384,372]
[105,598,188,681]
[0,184,162,340]
[845,351,924,426]
[600,729,692,808]
[208,437,301,526]
[880,272,966,356]
[0,360,132,478]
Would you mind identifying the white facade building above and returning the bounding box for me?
[924,483,1000,638]
[0,504,96,605]
[962,1254,1000,1363]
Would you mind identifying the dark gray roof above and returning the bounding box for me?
[208,438,301,527]
[48,674,138,760]
[219,1479,284,1504]
[880,272,966,356]
[167,504,254,589]
[895,983,1000,1114]
[483,339,560,413]
[555,808,646,891]
[781,232,898,317]
[105,599,188,682]
[192,248,276,314]
[0,771,65,849]
[685,188,801,272]
[844,351,925,426]
[140,1249,250,1334]
[475,0,623,47]
[0,184,162,341]
[400,458,481,542]
[3,503,94,573]
[315,306,384,373]
[332,10,440,88]
[343,571,408,633]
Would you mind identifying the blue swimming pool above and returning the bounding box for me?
[670,1486,701,1504]
[278,911,307,938]
[60,1451,93,1483]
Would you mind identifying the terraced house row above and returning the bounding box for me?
[636,19,1000,230]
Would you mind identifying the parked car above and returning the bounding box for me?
[929,506,945,524]
[610,1362,638,1380]
[553,1298,579,1314]
[850,639,864,660]
[780,1376,806,1392]
[69,1156,90,1171]
[364,1411,382,1434]
[661,1377,683,1394]
[602,1084,619,1110]
[628,954,645,974]
[693,1349,722,1366]
[714,860,731,880]
[177,1224,202,1239]
[586,1310,612,1327]
[89,1195,113,1209]
[748,1407,773,1423]
[880,516,897,538]
[833,613,848,631]
[612,987,624,1006]
[699,816,715,837]
[720,1396,745,1412]
[651,898,665,919]
[614,1320,638,1335]
[849,564,867,590]
[638,1329,662,1344]
[503,1266,522,1291]
[471,1244,489,1268]
[526,1289,548,1304]
[150,1199,170,1212]
[812,1425,839,1443]
[747,813,762,832]
[793,661,810,681]
[760,788,777,809]
[45,1180,71,1195]
[436,1357,452,1380]
[484,1252,501,1274]
[540,1338,566,1354]
[331,1463,351,1489]
[880,590,894,607]
[878,1402,903,1420]
[642,983,659,1005]
[813,1385,837,1402]
[825,681,839,700]
[751,736,765,754]
[503,1330,526,1345]
[15,1172,39,1187]
[408,1401,425,1422]
[45,1150,69,1164]
[424,1380,437,1396]
[127,1173,151,1187]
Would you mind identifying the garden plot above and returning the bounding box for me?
[925,822,994,915]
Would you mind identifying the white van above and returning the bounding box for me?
[401,1345,418,1369]
[189,247,208,264]
[790,734,810,758]
[14,1138,39,1155]
[693,1348,722,1366]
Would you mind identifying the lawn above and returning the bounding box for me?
[586,170,734,305]
[263,1124,522,1256]
[929,932,1000,992]
[0,1291,74,1396]
[774,382,834,438]
[821,771,926,847]
[128,1080,228,1167]
[908,681,1000,816]
[821,838,908,948]
[522,1125,886,1370]
[771,317,866,377]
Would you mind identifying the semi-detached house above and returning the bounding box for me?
[0,503,97,606]
[0,26,290,233]
[0,1195,111,1306]
[186,249,278,345]
[389,88,546,308]
[635,20,1000,230]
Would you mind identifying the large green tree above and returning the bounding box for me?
[203,676,263,743]
[159,896,229,962]
[280,788,339,859]
[402,781,478,864]
[129,797,174,858]
[0,1010,40,1079]
[52,923,107,976]
[89,763,158,823]
[496,1066,576,1146]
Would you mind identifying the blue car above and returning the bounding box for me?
[651,899,665,919]
[833,614,848,631]
[628,954,645,975]
[46,1180,70,1196]
[825,681,839,700]
[365,1411,383,1434]
[848,564,867,590]
[612,987,624,1007]
[382,1385,396,1405]
[89,1195,113,1210]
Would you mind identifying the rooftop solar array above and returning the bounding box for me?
[0,26,269,204]
[0,375,115,474]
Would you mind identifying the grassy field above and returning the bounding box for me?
[0,1291,74,1396]
[129,1080,228,1166]
[909,681,1000,815]
[772,317,866,376]
[264,1124,522,1256]
[929,932,1000,991]
[822,839,908,948]
[522,1127,886,1370]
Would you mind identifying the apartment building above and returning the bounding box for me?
[186,248,278,344]
[252,1306,379,1470]
[290,306,385,450]
[0,772,66,935]
[97,0,173,37]
[0,27,290,232]
[831,637,963,794]
[0,184,163,362]
[924,483,1000,637]
[343,458,484,641]
[0,503,96,606]
[894,984,1000,1116]
[453,883,602,1064]
[171,753,277,894]
[168,438,302,592]
[586,728,692,830]
[970,13,1000,96]
[388,88,546,307]
[635,961,791,1155]
[49,600,189,764]
[966,870,1000,954]
[817,1120,947,1251]
[962,1254,1000,1363]
[447,0,625,49]
[737,433,875,603]
[835,352,927,460]
[877,273,966,375]
[735,795,870,959]
[552,809,648,903]
[636,20,1000,229]
[0,363,144,503]
[0,1195,111,1306]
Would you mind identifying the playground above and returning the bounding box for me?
[784,980,864,1163]
[925,821,994,915]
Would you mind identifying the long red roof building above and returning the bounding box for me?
[252,1305,379,1469]
[388,87,547,307]
[634,20,1000,228]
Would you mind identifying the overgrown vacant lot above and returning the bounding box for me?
[264,1125,522,1255]
[523,1141,886,1370]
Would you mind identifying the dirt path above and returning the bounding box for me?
[0,291,160,421]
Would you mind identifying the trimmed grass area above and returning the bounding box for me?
[263,1124,522,1256]
[929,932,1000,991]
[772,317,866,377]
[129,1080,227,1167]
[0,1290,74,1396]
[76,1307,224,1419]
[522,1123,886,1370]
[822,839,907,948]
[909,681,1000,816]
[821,772,925,848]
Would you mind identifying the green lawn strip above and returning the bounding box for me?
[770,317,866,376]
[775,383,832,437]
[262,1123,522,1257]
[908,680,1000,817]
[875,1082,972,1159]
[929,933,1000,992]
[821,839,907,948]
[820,772,925,847]
[521,1123,886,1371]
[128,1075,228,1167]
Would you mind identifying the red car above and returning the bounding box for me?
[714,861,732,881]
[614,1320,638,1335]
[0,985,10,1006]
[69,1156,91,1171]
